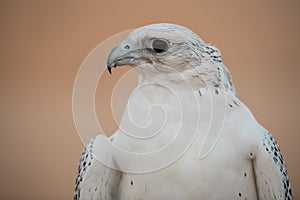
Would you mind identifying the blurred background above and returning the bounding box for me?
[0,1,299,199]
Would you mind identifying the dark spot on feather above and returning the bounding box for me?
[198,90,202,97]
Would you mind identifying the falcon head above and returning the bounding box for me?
[107,23,235,92]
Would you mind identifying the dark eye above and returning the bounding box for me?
[151,39,169,53]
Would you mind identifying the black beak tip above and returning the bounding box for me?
[107,61,116,74]
[107,66,112,74]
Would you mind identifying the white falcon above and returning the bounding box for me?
[74,23,293,200]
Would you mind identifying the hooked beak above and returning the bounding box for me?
[107,54,136,74]
[107,43,151,74]
[106,43,135,74]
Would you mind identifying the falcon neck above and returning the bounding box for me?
[137,65,236,96]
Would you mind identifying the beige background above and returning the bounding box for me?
[0,1,299,199]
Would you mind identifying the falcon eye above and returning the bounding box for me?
[151,39,169,53]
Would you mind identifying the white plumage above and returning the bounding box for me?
[74,23,293,200]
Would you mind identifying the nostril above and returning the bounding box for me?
[124,44,130,50]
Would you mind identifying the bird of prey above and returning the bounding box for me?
[74,23,293,200]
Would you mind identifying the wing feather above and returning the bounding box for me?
[74,135,122,200]
[253,131,292,200]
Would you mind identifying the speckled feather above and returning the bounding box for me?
[74,23,292,200]
[74,136,122,200]
[253,131,293,199]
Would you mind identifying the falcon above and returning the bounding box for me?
[74,23,293,200]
